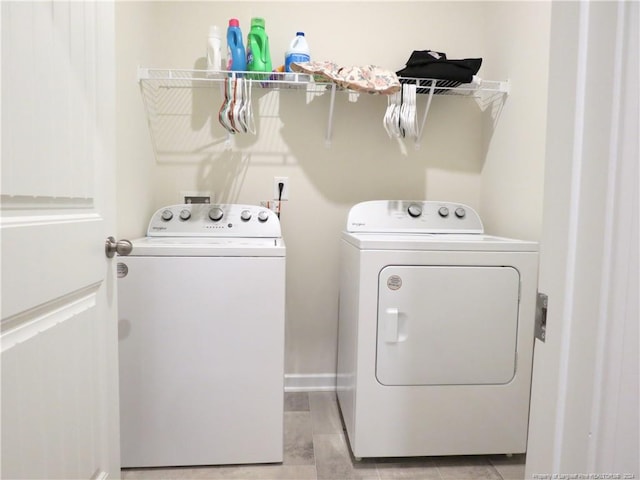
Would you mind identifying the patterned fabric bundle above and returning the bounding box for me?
[291,61,401,95]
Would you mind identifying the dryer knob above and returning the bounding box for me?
[208,207,224,222]
[161,209,173,221]
[240,209,252,221]
[257,210,269,222]
[455,207,466,218]
[407,204,423,218]
[179,209,191,221]
[438,206,450,218]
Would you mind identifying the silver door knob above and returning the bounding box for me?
[105,236,133,258]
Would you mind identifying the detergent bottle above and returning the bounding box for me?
[226,18,246,72]
[246,17,272,79]
[206,25,222,74]
[285,31,310,76]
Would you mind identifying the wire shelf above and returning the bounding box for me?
[139,67,508,94]
[137,67,510,148]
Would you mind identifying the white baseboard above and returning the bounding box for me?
[284,373,336,392]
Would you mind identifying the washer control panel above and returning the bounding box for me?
[346,200,484,234]
[147,204,281,237]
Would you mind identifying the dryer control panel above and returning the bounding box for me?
[346,200,484,234]
[147,204,281,238]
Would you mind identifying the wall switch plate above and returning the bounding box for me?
[274,177,289,201]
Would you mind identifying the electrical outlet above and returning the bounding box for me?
[180,190,213,204]
[273,177,289,201]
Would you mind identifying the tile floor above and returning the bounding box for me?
[122,391,526,480]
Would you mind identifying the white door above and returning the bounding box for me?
[526,1,639,477]
[1,2,120,479]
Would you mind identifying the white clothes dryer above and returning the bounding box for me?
[337,200,538,458]
[118,204,285,468]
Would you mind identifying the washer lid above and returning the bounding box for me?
[342,232,538,252]
[128,237,286,257]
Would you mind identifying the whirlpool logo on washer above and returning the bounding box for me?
[387,275,402,290]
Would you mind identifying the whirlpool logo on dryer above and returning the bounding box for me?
[387,275,402,290]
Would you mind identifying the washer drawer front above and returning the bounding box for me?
[117,255,285,467]
[376,265,520,386]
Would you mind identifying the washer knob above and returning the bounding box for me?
[455,207,466,218]
[161,209,173,221]
[240,209,252,221]
[407,203,422,218]
[257,210,269,223]
[179,209,191,221]
[438,206,450,218]
[208,207,224,222]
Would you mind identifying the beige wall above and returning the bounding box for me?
[480,1,551,240]
[116,1,551,379]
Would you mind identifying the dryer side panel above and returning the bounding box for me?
[376,266,520,386]
[336,241,362,448]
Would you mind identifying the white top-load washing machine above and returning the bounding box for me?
[118,204,285,468]
[337,200,539,458]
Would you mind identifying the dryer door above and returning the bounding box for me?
[376,265,520,386]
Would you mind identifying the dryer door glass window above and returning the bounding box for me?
[376,265,520,386]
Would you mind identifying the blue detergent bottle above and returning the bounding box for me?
[226,18,246,72]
